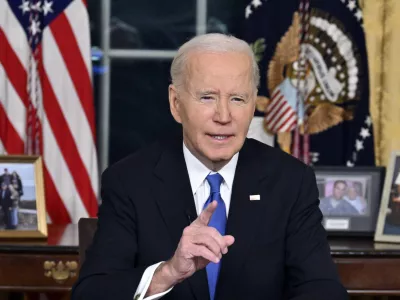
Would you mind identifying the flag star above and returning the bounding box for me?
[355,139,364,151]
[347,161,355,167]
[31,1,42,11]
[42,0,53,16]
[245,5,253,19]
[355,9,363,21]
[365,116,372,127]
[252,0,262,8]
[29,20,41,36]
[347,0,356,11]
[19,0,31,14]
[360,127,371,139]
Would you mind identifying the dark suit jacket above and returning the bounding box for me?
[0,189,12,209]
[72,137,347,300]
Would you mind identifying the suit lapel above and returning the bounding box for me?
[216,140,276,299]
[152,138,210,300]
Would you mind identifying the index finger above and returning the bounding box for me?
[193,200,218,226]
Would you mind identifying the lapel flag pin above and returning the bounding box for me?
[249,195,260,201]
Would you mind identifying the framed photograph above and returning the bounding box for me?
[0,155,47,238]
[375,151,400,243]
[313,166,384,236]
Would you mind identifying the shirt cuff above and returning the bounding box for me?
[134,262,174,300]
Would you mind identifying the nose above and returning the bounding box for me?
[214,98,232,124]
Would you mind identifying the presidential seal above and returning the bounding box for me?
[254,9,363,153]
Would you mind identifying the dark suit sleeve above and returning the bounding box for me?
[71,167,147,300]
[285,166,348,300]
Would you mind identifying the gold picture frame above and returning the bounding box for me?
[0,155,47,238]
[375,151,400,243]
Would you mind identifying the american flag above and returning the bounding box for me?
[0,0,98,223]
[265,78,299,133]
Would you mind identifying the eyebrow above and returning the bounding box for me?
[196,90,250,98]
[196,90,219,96]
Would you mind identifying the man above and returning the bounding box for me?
[0,182,13,229]
[72,34,347,300]
[344,184,367,215]
[0,168,11,186]
[320,181,359,216]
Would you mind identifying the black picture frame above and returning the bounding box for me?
[312,166,385,237]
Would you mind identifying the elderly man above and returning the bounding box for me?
[72,34,347,300]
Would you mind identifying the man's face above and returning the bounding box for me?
[333,183,346,200]
[347,187,357,200]
[169,51,256,168]
[3,169,8,175]
[1,184,6,190]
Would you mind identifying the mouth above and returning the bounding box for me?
[207,134,234,142]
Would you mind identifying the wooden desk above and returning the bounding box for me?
[331,237,400,296]
[0,225,400,299]
[0,225,78,299]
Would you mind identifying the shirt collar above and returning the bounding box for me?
[183,142,239,194]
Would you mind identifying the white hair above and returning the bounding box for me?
[170,33,260,91]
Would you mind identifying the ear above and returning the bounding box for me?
[169,84,182,124]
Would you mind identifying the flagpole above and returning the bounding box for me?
[99,0,111,174]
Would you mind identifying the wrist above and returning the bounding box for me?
[145,261,181,297]
[158,261,185,286]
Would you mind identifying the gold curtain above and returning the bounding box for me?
[360,0,400,166]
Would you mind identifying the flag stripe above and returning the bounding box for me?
[42,114,88,223]
[64,0,92,81]
[276,111,296,132]
[43,165,72,224]
[0,138,5,154]
[0,103,24,154]
[271,89,280,101]
[278,118,296,133]
[0,0,29,70]
[38,46,97,217]
[43,28,98,192]
[49,12,96,140]
[273,106,294,131]
[266,100,286,125]
[266,93,282,114]
[270,104,291,131]
[0,65,27,142]
[266,95,285,121]
[0,28,29,108]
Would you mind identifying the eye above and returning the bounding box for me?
[232,97,245,103]
[200,96,215,101]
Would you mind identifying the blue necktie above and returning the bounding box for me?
[203,173,226,300]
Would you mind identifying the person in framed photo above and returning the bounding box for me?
[385,171,400,228]
[0,168,12,186]
[319,180,360,216]
[344,182,367,215]
[11,171,23,198]
[0,182,14,229]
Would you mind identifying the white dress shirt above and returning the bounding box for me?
[133,143,239,300]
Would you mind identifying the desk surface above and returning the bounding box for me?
[0,224,400,257]
[0,224,78,254]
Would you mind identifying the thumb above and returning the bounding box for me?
[223,235,235,247]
